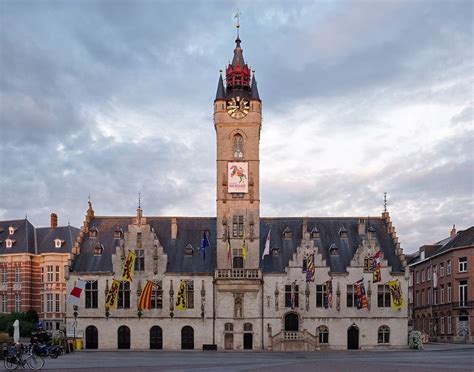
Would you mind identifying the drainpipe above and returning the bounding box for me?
[261,273,264,350]
[213,278,216,345]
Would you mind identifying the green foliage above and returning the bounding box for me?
[409,330,423,350]
[0,309,40,338]
[0,332,12,344]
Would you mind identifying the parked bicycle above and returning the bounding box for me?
[32,343,64,359]
[3,343,45,370]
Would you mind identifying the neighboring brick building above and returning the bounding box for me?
[0,214,79,330]
[408,226,474,343]
[66,33,409,351]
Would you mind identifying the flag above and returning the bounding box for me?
[387,280,404,310]
[176,280,187,310]
[138,280,154,310]
[355,278,368,309]
[67,279,86,305]
[200,231,210,261]
[227,229,232,262]
[121,250,136,282]
[242,224,247,260]
[372,251,382,283]
[261,229,271,260]
[324,280,333,308]
[105,279,120,309]
[306,253,315,282]
[433,265,438,288]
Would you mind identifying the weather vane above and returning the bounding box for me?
[234,10,241,37]
[138,192,141,209]
[384,192,388,212]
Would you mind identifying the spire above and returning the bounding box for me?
[250,72,260,100]
[231,36,245,68]
[215,71,225,100]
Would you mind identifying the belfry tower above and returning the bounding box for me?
[214,34,261,269]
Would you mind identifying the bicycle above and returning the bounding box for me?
[4,344,45,370]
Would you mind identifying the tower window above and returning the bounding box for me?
[233,134,244,159]
[232,216,244,237]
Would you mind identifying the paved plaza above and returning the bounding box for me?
[23,344,474,372]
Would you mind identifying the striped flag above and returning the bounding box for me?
[306,253,315,282]
[372,251,382,283]
[324,280,333,308]
[138,280,154,310]
[121,250,136,282]
[242,224,247,260]
[105,279,120,309]
[355,278,368,309]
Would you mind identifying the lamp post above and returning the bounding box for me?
[73,305,78,352]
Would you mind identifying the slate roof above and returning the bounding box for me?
[215,74,225,100]
[0,219,36,254]
[36,225,80,254]
[409,226,474,265]
[70,215,404,274]
[260,217,403,274]
[0,219,78,255]
[250,75,260,101]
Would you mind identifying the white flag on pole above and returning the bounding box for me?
[261,229,271,260]
[67,279,87,306]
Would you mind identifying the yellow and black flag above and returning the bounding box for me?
[105,279,120,309]
[388,280,404,310]
[121,250,136,282]
[138,280,154,310]
[175,280,187,310]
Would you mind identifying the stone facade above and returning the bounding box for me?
[65,34,409,351]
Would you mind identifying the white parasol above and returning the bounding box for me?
[13,319,20,343]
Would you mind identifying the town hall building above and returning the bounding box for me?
[65,34,409,351]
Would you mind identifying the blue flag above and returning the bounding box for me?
[200,231,210,260]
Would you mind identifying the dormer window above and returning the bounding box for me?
[0,228,4,234]
[339,227,348,239]
[368,226,376,240]
[272,246,280,257]
[93,243,104,256]
[310,227,320,239]
[5,239,15,248]
[54,239,64,248]
[283,227,292,239]
[89,226,98,238]
[329,243,338,256]
[184,243,194,256]
[114,228,123,240]
[8,226,17,235]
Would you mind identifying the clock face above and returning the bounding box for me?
[226,96,250,119]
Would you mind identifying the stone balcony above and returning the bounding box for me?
[215,269,261,280]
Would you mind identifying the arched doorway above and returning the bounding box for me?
[181,326,194,350]
[150,326,163,350]
[243,323,253,350]
[118,325,130,349]
[85,325,98,349]
[347,325,359,350]
[284,312,299,331]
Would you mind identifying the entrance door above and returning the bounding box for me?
[347,326,359,350]
[284,313,299,331]
[224,333,233,350]
[243,333,253,349]
[181,326,194,350]
[85,325,98,349]
[150,326,163,350]
[118,325,130,349]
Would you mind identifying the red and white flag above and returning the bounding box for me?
[67,279,87,306]
[261,229,271,260]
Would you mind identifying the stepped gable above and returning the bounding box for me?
[260,217,403,274]
[70,216,217,274]
[36,225,80,254]
[71,217,133,273]
[0,218,35,254]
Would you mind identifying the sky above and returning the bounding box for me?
[0,0,472,253]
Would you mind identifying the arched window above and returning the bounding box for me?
[378,325,390,344]
[233,134,244,159]
[85,325,98,349]
[318,325,329,344]
[117,325,130,349]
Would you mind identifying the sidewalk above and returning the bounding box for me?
[423,342,474,351]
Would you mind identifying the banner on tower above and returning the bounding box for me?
[228,162,248,193]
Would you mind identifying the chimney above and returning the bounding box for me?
[358,218,366,236]
[450,225,456,238]
[51,213,58,229]
[171,217,178,240]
